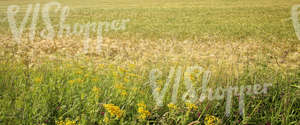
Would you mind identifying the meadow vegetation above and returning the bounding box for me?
[0,0,299,124]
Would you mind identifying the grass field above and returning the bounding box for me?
[0,0,300,124]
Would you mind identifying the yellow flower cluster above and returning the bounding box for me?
[137,102,146,108]
[56,118,76,125]
[92,86,100,94]
[204,115,220,125]
[190,74,196,81]
[114,83,129,96]
[68,78,83,85]
[167,103,177,110]
[185,102,198,111]
[103,104,124,118]
[137,102,150,120]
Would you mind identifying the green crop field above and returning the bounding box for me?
[0,0,299,124]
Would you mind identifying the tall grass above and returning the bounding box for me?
[0,0,299,124]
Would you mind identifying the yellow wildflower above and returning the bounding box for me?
[124,77,129,83]
[56,120,64,125]
[92,86,100,94]
[103,104,124,118]
[137,102,150,120]
[185,102,198,111]
[103,116,109,123]
[167,103,177,110]
[204,115,220,125]
[121,90,128,96]
[65,119,76,125]
[68,78,83,85]
[55,118,76,125]
[137,107,150,120]
[137,102,146,108]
